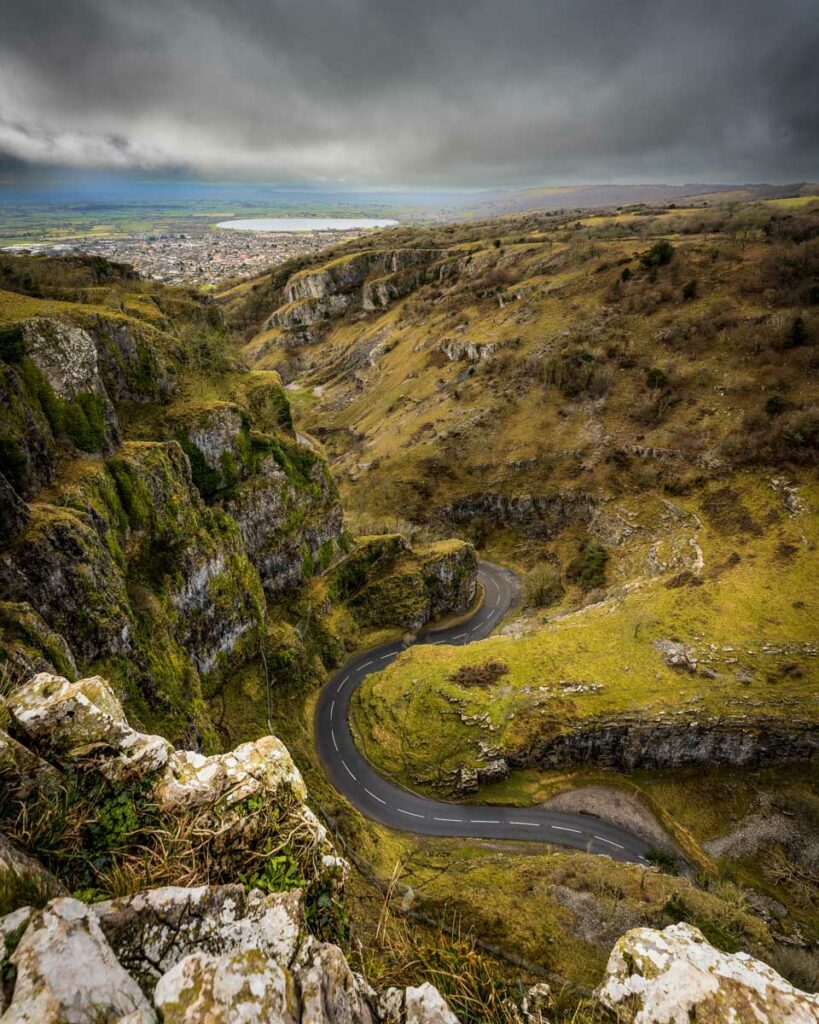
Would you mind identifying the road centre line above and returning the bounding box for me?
[397,807,425,818]
[594,835,625,849]
[331,729,338,751]
[510,820,540,827]
[364,788,387,804]
[341,760,356,780]
[551,825,582,833]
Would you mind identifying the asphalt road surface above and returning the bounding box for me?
[315,560,650,864]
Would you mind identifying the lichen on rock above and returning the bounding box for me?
[596,921,819,1024]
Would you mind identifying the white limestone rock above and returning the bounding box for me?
[3,897,156,1024]
[7,673,172,782]
[154,948,298,1024]
[405,983,460,1024]
[596,922,819,1024]
[93,885,303,993]
[294,937,376,1024]
[154,734,307,812]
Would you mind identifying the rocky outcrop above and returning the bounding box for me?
[437,338,507,364]
[0,315,169,516]
[226,446,344,597]
[596,922,819,1023]
[264,249,467,346]
[336,537,477,633]
[3,672,339,874]
[0,442,265,692]
[0,886,461,1024]
[438,491,596,540]
[0,601,76,686]
[3,898,156,1023]
[511,716,819,772]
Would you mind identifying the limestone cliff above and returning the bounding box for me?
[260,248,468,347]
[0,267,347,744]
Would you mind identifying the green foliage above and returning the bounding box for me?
[645,846,679,874]
[318,537,335,571]
[239,852,305,894]
[640,239,674,269]
[765,393,787,417]
[178,437,222,500]
[645,366,669,390]
[63,393,107,452]
[108,457,151,529]
[566,538,609,592]
[85,791,141,851]
[305,880,349,946]
[0,324,25,363]
[523,563,564,608]
[0,435,26,491]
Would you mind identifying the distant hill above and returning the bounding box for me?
[455,181,813,217]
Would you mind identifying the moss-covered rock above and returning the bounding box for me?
[334,536,477,632]
[0,442,267,741]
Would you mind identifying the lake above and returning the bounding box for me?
[216,217,398,232]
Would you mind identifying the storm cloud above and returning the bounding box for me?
[1,0,817,185]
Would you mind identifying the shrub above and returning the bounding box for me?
[645,846,679,874]
[786,315,808,348]
[682,279,698,301]
[620,266,633,282]
[447,660,509,689]
[0,324,25,363]
[543,350,610,399]
[645,366,669,390]
[640,239,674,269]
[765,394,787,417]
[524,564,564,608]
[566,539,609,591]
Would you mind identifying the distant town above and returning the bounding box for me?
[4,226,375,287]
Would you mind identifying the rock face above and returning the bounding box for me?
[596,922,819,1024]
[93,886,303,995]
[0,441,266,734]
[333,536,477,633]
[265,249,468,346]
[439,491,596,541]
[512,716,819,772]
[4,898,157,1024]
[2,672,341,890]
[0,886,461,1024]
[226,446,344,597]
[0,302,343,743]
[0,314,167,512]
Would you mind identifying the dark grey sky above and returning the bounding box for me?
[1,0,817,186]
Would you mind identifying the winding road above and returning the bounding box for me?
[315,561,650,864]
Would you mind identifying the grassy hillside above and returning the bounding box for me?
[218,198,819,1001]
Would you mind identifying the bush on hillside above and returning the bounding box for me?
[524,563,564,608]
[543,349,610,399]
[640,239,674,270]
[566,539,609,592]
